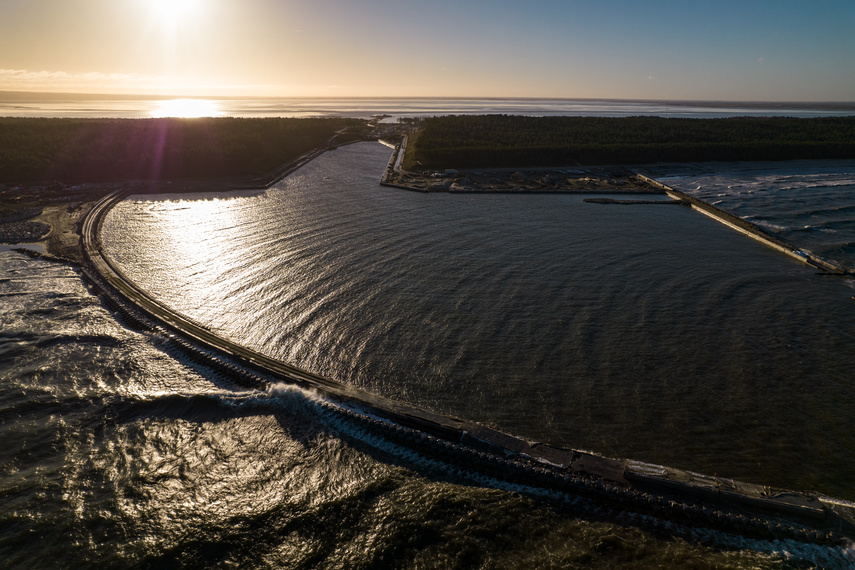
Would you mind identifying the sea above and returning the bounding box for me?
[1,94,854,120]
[2,98,855,568]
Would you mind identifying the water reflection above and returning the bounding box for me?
[0,250,842,568]
[150,98,223,118]
[104,144,855,503]
[153,197,247,326]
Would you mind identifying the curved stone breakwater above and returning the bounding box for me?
[79,182,855,549]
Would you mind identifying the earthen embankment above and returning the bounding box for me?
[381,136,666,194]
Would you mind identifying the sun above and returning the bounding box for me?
[148,0,202,24]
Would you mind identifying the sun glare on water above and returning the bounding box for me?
[151,99,223,118]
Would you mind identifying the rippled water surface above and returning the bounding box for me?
[658,160,855,270]
[3,252,818,568]
[102,144,855,499]
[4,143,855,567]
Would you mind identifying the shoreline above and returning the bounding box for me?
[2,141,851,280]
[0,135,361,263]
[381,134,666,194]
[3,143,852,278]
[380,137,851,274]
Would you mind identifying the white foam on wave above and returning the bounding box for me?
[232,382,855,567]
[267,381,322,401]
[745,218,790,233]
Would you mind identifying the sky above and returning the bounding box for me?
[0,0,853,101]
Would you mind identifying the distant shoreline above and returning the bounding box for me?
[2,91,854,110]
[3,96,854,125]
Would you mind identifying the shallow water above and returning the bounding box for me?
[0,243,45,254]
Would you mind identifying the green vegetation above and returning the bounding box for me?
[0,117,363,183]
[407,115,855,169]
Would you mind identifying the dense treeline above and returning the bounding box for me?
[0,117,361,183]
[408,115,855,169]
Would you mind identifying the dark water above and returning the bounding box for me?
[656,160,855,271]
[4,144,855,566]
[1,253,806,568]
[101,143,855,496]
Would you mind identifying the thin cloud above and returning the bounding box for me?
[0,68,168,93]
[0,68,307,96]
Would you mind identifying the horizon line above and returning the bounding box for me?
[1,90,854,109]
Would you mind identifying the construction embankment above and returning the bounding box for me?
[379,135,423,192]
[636,174,850,275]
[382,139,850,275]
[75,144,855,547]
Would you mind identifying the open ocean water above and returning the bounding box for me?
[1,95,854,120]
[3,99,855,567]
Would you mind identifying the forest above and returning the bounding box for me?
[406,115,855,170]
[0,117,362,184]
